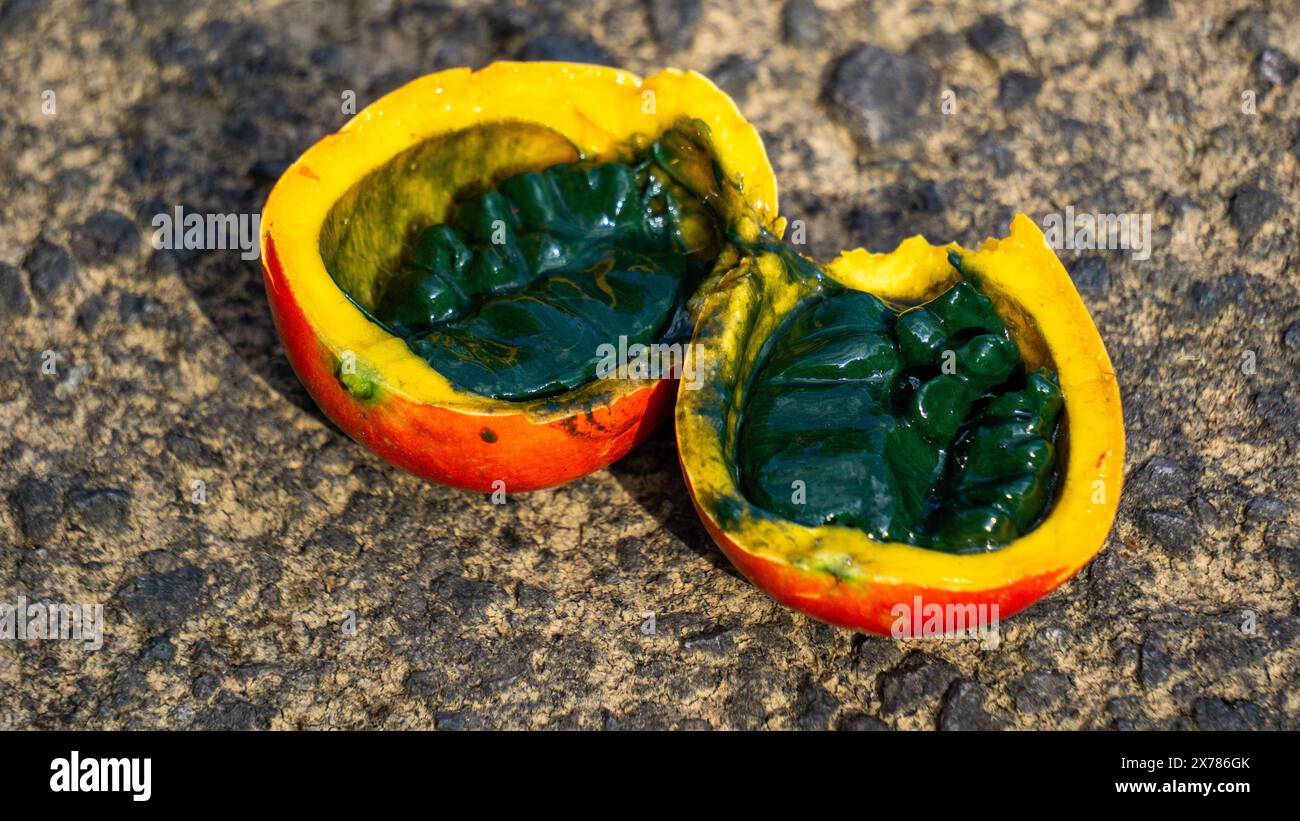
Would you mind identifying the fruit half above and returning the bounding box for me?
[260,62,779,491]
[676,215,1124,634]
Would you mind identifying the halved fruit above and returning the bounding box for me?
[676,215,1124,634]
[260,62,780,492]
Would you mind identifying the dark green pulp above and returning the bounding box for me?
[367,124,723,400]
[737,260,1063,553]
[327,117,1062,552]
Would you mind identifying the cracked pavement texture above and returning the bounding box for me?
[0,0,1297,730]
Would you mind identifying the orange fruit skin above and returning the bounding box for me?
[263,235,674,492]
[691,491,1059,635]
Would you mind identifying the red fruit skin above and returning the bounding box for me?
[681,462,1060,635]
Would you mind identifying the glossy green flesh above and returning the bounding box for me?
[738,276,1063,553]
[370,127,721,400]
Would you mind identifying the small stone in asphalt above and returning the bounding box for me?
[939,680,1004,730]
[965,14,1029,68]
[1068,255,1111,293]
[1193,697,1266,731]
[1135,508,1203,554]
[1259,48,1298,86]
[1139,634,1172,687]
[1130,456,1188,503]
[1245,497,1287,522]
[1187,280,1220,316]
[794,678,839,730]
[709,54,759,101]
[66,487,132,533]
[0,263,32,323]
[70,209,140,266]
[648,0,701,52]
[825,44,939,148]
[782,0,824,49]
[1228,184,1280,239]
[10,478,62,543]
[191,672,220,700]
[23,239,76,300]
[119,565,206,632]
[835,712,888,730]
[879,652,959,715]
[514,34,616,66]
[1284,321,1300,350]
[997,71,1042,110]
[1011,671,1071,712]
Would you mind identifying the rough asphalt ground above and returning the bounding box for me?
[0,0,1297,729]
